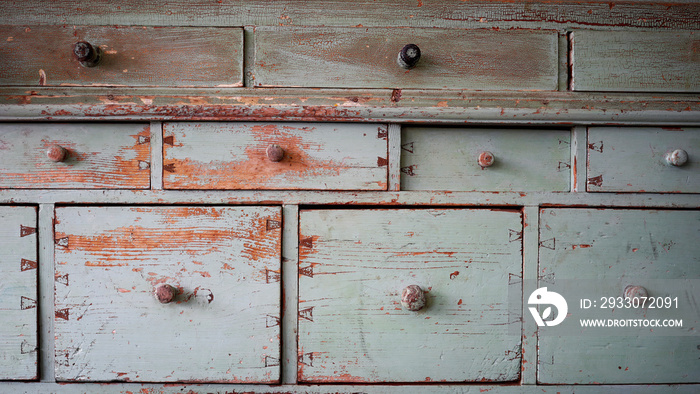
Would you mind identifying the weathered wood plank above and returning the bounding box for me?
[571,30,700,92]
[0,206,38,380]
[298,209,522,382]
[54,206,282,382]
[587,127,700,193]
[0,25,242,87]
[0,123,150,189]
[401,128,570,192]
[38,204,55,382]
[255,27,558,90]
[162,122,388,190]
[538,209,700,384]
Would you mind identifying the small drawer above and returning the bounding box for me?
[54,206,282,382]
[0,25,242,87]
[587,127,700,193]
[298,209,522,383]
[571,30,699,92]
[401,128,570,192]
[0,123,150,189]
[255,27,558,90]
[0,206,38,380]
[163,122,388,190]
[538,209,700,384]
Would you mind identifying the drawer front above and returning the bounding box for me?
[163,122,388,190]
[298,209,522,383]
[255,27,558,90]
[0,25,242,87]
[587,127,700,193]
[538,209,700,384]
[571,30,699,92]
[0,206,38,380]
[0,123,150,189]
[401,128,570,192]
[54,206,282,382]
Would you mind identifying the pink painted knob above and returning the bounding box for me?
[46,145,67,162]
[266,144,285,162]
[401,285,426,311]
[623,285,648,305]
[478,151,495,168]
[665,149,688,166]
[154,284,177,304]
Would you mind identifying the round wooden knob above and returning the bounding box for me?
[401,285,426,311]
[397,44,421,69]
[665,149,688,166]
[266,144,285,162]
[73,41,102,67]
[154,284,177,304]
[623,285,648,305]
[46,145,67,162]
[478,151,495,168]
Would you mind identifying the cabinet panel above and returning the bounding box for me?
[54,206,282,382]
[298,209,522,383]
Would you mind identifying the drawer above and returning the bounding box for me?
[571,30,700,92]
[298,209,522,383]
[54,206,282,382]
[0,206,38,380]
[401,128,570,192]
[587,127,700,193]
[255,27,558,90]
[538,209,700,384]
[0,25,242,87]
[0,123,150,189]
[163,122,388,190]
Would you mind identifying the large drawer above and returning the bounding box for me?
[255,27,558,90]
[163,122,388,190]
[298,209,522,383]
[0,25,243,87]
[587,127,700,193]
[54,206,282,382]
[0,206,38,380]
[401,127,570,192]
[538,208,700,384]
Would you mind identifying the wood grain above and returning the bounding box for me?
[255,27,558,90]
[298,209,522,383]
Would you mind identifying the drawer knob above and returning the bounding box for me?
[401,285,426,311]
[478,151,495,168]
[665,149,688,167]
[623,285,648,305]
[73,41,102,67]
[397,44,421,70]
[46,145,68,162]
[266,144,285,162]
[154,284,177,304]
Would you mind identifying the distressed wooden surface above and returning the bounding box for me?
[255,27,558,90]
[571,30,700,92]
[0,26,242,87]
[53,206,282,382]
[401,128,570,192]
[0,206,37,380]
[538,209,700,384]
[163,122,388,190]
[298,209,522,383]
[587,127,700,193]
[0,123,150,189]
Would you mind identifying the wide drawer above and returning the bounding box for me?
[163,122,388,190]
[401,128,570,192]
[587,127,700,193]
[298,209,522,383]
[0,206,38,380]
[0,123,150,189]
[255,27,558,90]
[0,25,242,87]
[538,209,700,384]
[54,206,282,382]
